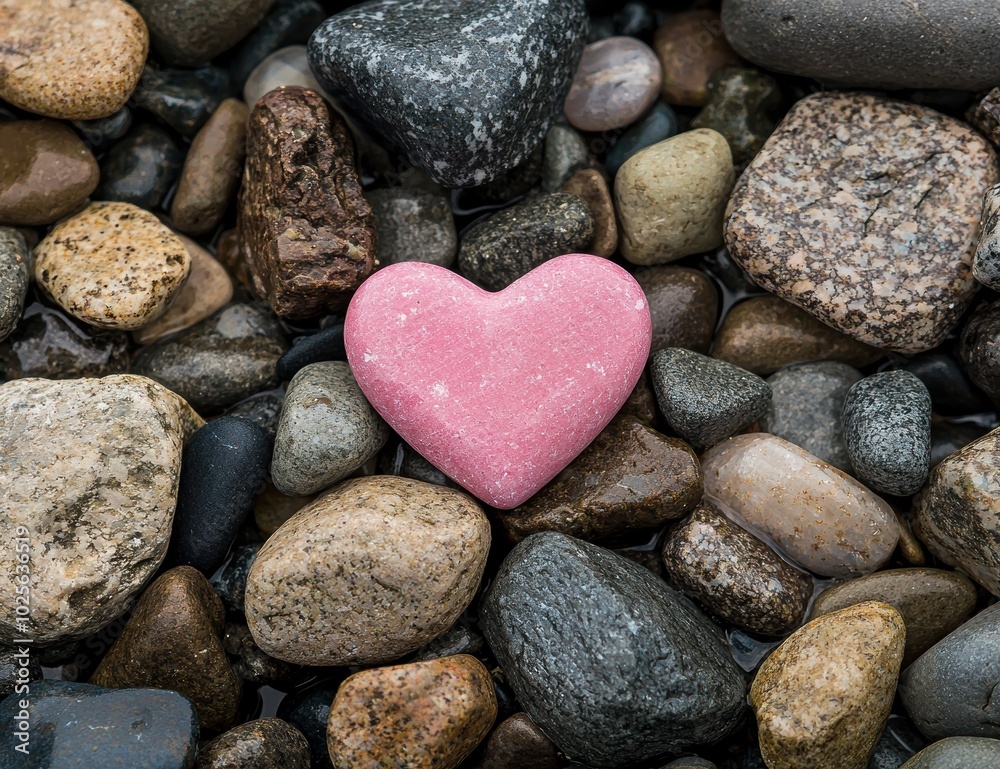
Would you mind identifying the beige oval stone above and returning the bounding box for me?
[245,476,491,665]
[751,602,905,769]
[35,202,191,331]
[0,0,148,120]
[615,128,734,265]
[702,433,899,577]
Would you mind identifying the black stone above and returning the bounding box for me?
[377,438,453,487]
[222,623,303,688]
[72,107,133,151]
[931,420,988,468]
[210,543,261,616]
[132,65,234,138]
[904,353,992,416]
[0,647,41,700]
[95,124,183,211]
[276,323,346,381]
[231,0,328,87]
[278,684,338,769]
[226,391,286,439]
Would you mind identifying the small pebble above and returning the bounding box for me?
[95,123,183,210]
[198,718,311,769]
[635,266,718,354]
[541,124,590,193]
[0,228,29,342]
[411,623,483,663]
[969,88,1000,148]
[930,419,987,468]
[278,685,337,769]
[223,622,302,688]
[605,102,678,176]
[227,390,285,439]
[477,712,559,769]
[275,324,346,381]
[368,187,458,268]
[560,168,618,257]
[959,299,1000,400]
[72,106,133,150]
[211,543,261,616]
[242,45,327,107]
[231,0,327,88]
[132,64,234,138]
[653,10,741,107]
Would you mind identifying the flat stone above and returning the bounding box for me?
[34,202,191,331]
[635,266,718,354]
[498,415,702,541]
[90,566,241,730]
[275,323,346,380]
[900,737,1000,769]
[751,602,905,769]
[478,712,558,769]
[172,98,249,237]
[245,476,490,665]
[368,187,457,268]
[132,64,233,138]
[308,0,588,187]
[650,347,771,451]
[197,718,311,769]
[0,0,148,120]
[724,92,998,354]
[843,371,932,496]
[810,568,977,666]
[653,10,740,107]
[230,0,327,88]
[271,361,390,495]
[616,129,735,265]
[541,124,589,193]
[238,86,376,319]
[702,433,899,578]
[959,300,1000,400]
[0,228,28,342]
[605,102,678,176]
[0,119,99,225]
[663,499,812,636]
[564,36,661,132]
[96,123,183,210]
[326,655,497,769]
[480,532,747,767]
[0,375,202,644]
[560,168,617,257]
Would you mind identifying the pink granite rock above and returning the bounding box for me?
[345,254,652,509]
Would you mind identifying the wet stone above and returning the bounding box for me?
[930,419,987,468]
[132,65,234,138]
[197,718,312,769]
[276,324,346,381]
[279,685,338,769]
[900,737,1000,769]
[0,646,42,699]
[0,228,29,342]
[463,142,544,207]
[96,123,183,210]
[477,712,559,769]
[368,187,458,268]
[560,168,617,257]
[605,102,678,176]
[653,10,741,107]
[412,624,483,662]
[72,106,133,151]
[231,0,327,88]
[378,439,454,489]
[223,622,302,688]
[228,390,285,439]
[635,266,718,355]
[211,543,261,616]
[541,124,590,193]
[958,300,1000,401]
[902,353,991,416]
[973,184,1000,291]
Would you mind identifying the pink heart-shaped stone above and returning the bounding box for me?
[344,254,652,508]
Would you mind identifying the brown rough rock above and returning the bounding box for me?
[326,654,497,769]
[237,86,376,319]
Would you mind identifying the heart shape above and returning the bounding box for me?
[307,0,588,187]
[345,254,652,508]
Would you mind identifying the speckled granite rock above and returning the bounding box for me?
[307,0,588,187]
[958,300,1000,400]
[0,0,149,120]
[970,89,1000,148]
[542,124,589,193]
[650,347,771,451]
[198,718,311,769]
[751,602,905,769]
[561,168,617,257]
[458,193,594,291]
[635,267,718,354]
[663,500,811,636]
[34,202,190,331]
[653,10,740,107]
[91,567,241,731]
[246,476,490,665]
[238,86,376,319]
[973,184,1000,291]
[271,361,390,495]
[326,655,497,769]
[480,532,747,768]
[725,92,998,354]
[810,568,976,666]
[702,433,898,578]
[0,229,28,342]
[477,712,558,769]
[499,415,702,542]
[0,375,202,644]
[911,427,1000,593]
[900,737,1000,769]
[368,188,457,268]
[843,371,932,496]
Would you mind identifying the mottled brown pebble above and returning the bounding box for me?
[197,718,311,769]
[653,10,741,107]
[560,168,618,257]
[635,266,718,354]
[478,712,558,769]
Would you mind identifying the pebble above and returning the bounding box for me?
[900,602,1000,741]
[308,0,589,187]
[227,390,285,439]
[95,123,183,210]
[72,106,133,151]
[132,302,288,413]
[843,371,932,496]
[480,532,747,767]
[541,124,590,193]
[231,0,327,87]
[131,0,275,66]
[605,102,678,176]
[465,143,544,206]
[278,685,337,769]
[750,602,905,769]
[761,362,860,472]
[378,439,454,489]
[0,119,99,225]
[974,184,1000,291]
[615,129,735,265]
[650,347,771,451]
[970,89,1000,148]
[564,36,662,132]
[275,323,346,380]
[242,45,326,107]
[171,98,249,236]
[810,568,977,666]
[271,361,390,495]
[725,92,998,354]
[132,64,233,138]
[559,168,617,257]
[368,187,458,268]
[168,417,271,573]
[702,433,899,578]
[458,193,594,291]
[959,300,1000,400]
[245,476,490,665]
[90,566,241,730]
[239,86,376,319]
[211,542,260,615]
[653,10,741,107]
[478,712,559,769]
[713,296,884,375]
[498,415,702,541]
[0,229,29,342]
[721,0,1000,91]
[412,623,483,663]
[902,352,991,416]
[0,681,198,769]
[692,66,782,168]
[900,737,1000,769]
[0,375,201,645]
[663,499,812,636]
[34,202,191,331]
[930,420,987,468]
[223,622,301,688]
[0,0,148,120]
[198,718,312,769]
[133,235,235,346]
[635,266,718,354]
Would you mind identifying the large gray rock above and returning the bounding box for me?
[479,532,747,768]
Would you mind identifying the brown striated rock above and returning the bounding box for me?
[197,718,311,769]
[327,654,497,769]
[653,11,741,107]
[560,168,617,257]
[238,86,376,319]
[478,712,558,769]
[635,266,718,354]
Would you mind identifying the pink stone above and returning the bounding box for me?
[344,254,652,509]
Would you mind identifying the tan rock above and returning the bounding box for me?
[327,654,497,769]
[35,202,191,331]
[245,476,490,665]
[654,10,742,107]
[615,128,734,265]
[702,433,899,577]
[750,602,905,769]
[561,168,618,257]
